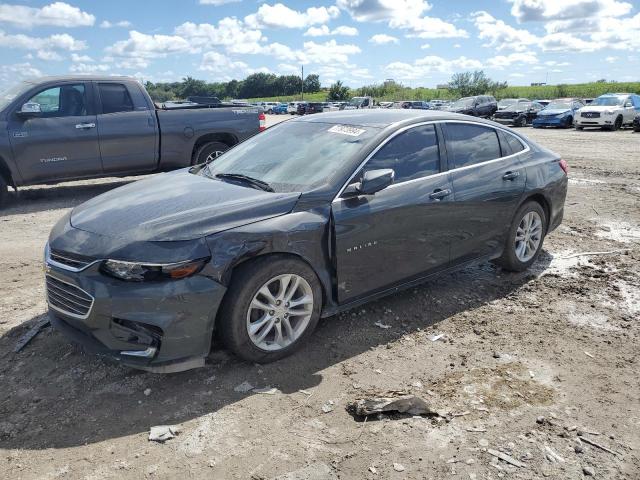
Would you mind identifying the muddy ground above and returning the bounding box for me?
[0,118,638,479]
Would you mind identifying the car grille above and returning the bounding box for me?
[581,112,600,118]
[46,276,94,319]
[49,248,95,270]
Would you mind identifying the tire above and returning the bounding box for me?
[219,255,323,363]
[634,125,640,133]
[495,201,547,272]
[267,109,273,114]
[0,175,8,209]
[612,116,623,131]
[516,116,527,127]
[564,116,573,128]
[575,126,584,130]
[193,141,230,165]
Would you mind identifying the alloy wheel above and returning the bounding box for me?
[205,151,225,163]
[246,274,314,351]
[514,211,543,262]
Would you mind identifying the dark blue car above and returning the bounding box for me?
[533,99,584,128]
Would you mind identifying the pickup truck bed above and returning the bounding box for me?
[0,75,261,206]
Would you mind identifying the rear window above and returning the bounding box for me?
[444,123,501,168]
[98,83,134,114]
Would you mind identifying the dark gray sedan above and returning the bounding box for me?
[45,110,568,372]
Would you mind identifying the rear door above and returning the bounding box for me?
[333,123,454,304]
[7,81,101,183]
[95,81,158,174]
[443,122,527,265]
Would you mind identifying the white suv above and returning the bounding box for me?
[575,93,640,130]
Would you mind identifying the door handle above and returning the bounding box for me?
[429,188,451,200]
[502,171,520,181]
[75,123,95,129]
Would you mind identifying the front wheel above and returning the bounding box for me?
[495,201,547,272]
[516,115,527,127]
[612,116,623,131]
[564,116,573,128]
[0,175,8,209]
[219,256,322,363]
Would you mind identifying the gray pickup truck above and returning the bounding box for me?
[0,75,263,207]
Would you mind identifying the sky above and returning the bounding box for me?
[0,0,639,89]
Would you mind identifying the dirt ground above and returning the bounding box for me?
[0,117,639,480]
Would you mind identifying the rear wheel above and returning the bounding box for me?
[496,201,547,272]
[219,256,322,363]
[194,141,230,165]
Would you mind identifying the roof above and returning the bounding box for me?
[295,109,496,129]
[23,75,138,84]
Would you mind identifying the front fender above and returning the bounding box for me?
[205,206,336,313]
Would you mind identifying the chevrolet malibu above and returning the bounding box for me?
[45,110,568,372]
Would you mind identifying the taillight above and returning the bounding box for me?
[559,159,569,174]
[259,113,266,132]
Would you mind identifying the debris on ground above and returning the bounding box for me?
[253,386,280,395]
[430,334,444,341]
[271,462,336,480]
[583,466,595,476]
[374,321,391,329]
[486,448,526,468]
[393,463,405,472]
[580,436,620,456]
[234,381,254,393]
[13,317,50,353]
[148,425,180,443]
[143,388,151,396]
[350,394,436,417]
[321,400,335,413]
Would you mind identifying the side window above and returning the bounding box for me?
[26,84,86,117]
[503,131,525,155]
[444,123,502,168]
[98,83,134,114]
[364,124,440,183]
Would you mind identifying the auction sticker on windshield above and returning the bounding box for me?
[328,125,366,136]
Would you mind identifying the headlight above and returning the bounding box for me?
[604,110,615,115]
[101,258,208,281]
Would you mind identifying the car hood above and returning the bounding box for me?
[539,108,570,116]
[70,169,301,242]
[580,105,620,112]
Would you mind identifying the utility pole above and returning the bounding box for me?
[301,65,304,101]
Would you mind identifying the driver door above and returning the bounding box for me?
[332,123,453,304]
[7,82,101,184]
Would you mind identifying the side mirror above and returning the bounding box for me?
[17,102,42,117]
[343,169,394,197]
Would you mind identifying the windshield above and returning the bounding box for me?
[0,81,30,111]
[498,98,516,107]
[545,102,572,110]
[591,96,623,106]
[451,97,474,109]
[200,121,379,193]
[504,101,532,111]
[349,97,366,106]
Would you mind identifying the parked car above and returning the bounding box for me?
[288,101,305,114]
[428,100,449,110]
[344,96,373,109]
[401,101,429,109]
[532,99,584,128]
[322,102,339,112]
[493,101,545,127]
[0,76,262,208]
[45,109,567,372]
[447,95,497,118]
[575,93,640,130]
[533,99,550,108]
[497,98,530,111]
[256,102,279,114]
[378,101,394,108]
[634,113,640,132]
[272,103,288,114]
[297,102,324,115]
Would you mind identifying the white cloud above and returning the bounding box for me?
[106,31,192,59]
[71,53,94,62]
[386,55,483,80]
[333,25,359,36]
[539,32,599,51]
[509,72,525,77]
[302,39,361,64]
[304,25,359,36]
[36,50,64,61]
[369,33,398,44]
[100,20,132,29]
[337,0,432,23]
[421,43,430,49]
[0,30,87,52]
[0,2,95,28]
[395,16,468,39]
[473,11,537,51]
[0,63,42,88]
[199,51,249,73]
[486,51,539,68]
[605,56,618,63]
[245,3,340,29]
[509,0,632,22]
[69,62,110,73]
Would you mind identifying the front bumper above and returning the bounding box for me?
[493,116,517,125]
[532,116,566,127]
[45,254,226,373]
[575,115,615,127]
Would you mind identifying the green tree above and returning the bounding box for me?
[327,80,350,101]
[179,77,209,97]
[303,74,321,93]
[448,70,507,97]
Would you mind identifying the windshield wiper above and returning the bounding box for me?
[215,173,274,192]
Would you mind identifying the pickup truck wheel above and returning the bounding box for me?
[219,256,322,363]
[194,141,230,165]
[495,201,547,272]
[0,176,8,209]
